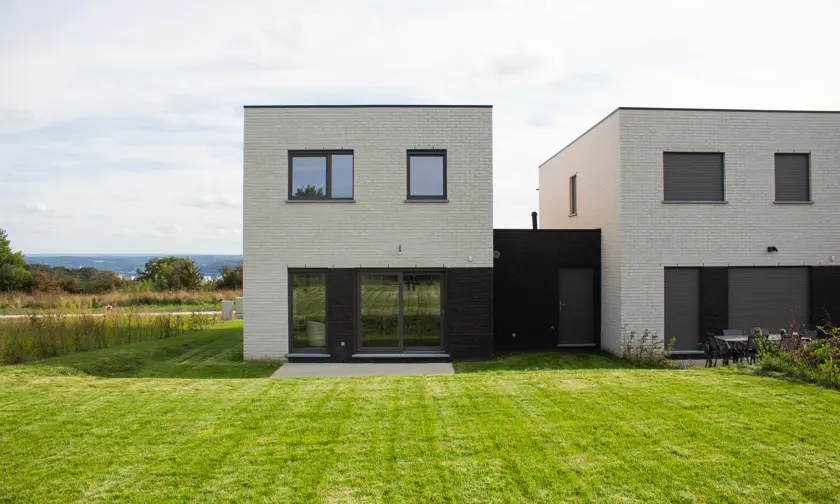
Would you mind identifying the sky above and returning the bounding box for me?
[1,0,839,254]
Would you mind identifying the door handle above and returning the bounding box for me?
[559,301,566,311]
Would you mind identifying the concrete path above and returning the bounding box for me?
[0,311,221,319]
[271,362,455,378]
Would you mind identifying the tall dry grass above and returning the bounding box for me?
[0,289,242,313]
[0,311,219,364]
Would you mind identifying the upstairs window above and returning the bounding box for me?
[569,175,577,216]
[663,152,724,202]
[288,151,354,200]
[775,153,811,202]
[407,150,447,200]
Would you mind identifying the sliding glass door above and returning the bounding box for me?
[359,272,443,352]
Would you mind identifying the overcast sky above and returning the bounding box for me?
[2,0,839,254]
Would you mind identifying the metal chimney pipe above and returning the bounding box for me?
[531,211,538,230]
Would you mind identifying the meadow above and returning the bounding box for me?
[0,311,218,364]
[0,289,242,314]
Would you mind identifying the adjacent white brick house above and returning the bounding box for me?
[243,105,493,360]
[540,107,840,355]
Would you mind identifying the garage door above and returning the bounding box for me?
[664,268,700,351]
[728,268,809,333]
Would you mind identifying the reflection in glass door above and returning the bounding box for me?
[359,274,400,349]
[402,274,442,349]
[359,272,443,352]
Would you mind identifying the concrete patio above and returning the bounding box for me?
[271,363,455,378]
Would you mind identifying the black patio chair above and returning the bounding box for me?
[744,334,760,364]
[705,332,730,367]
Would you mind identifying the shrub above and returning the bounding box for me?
[758,323,840,390]
[620,326,674,367]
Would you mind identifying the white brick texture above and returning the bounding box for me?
[540,108,840,354]
[243,106,493,359]
[539,112,622,354]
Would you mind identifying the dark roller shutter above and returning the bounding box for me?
[728,268,809,333]
[663,153,724,201]
[775,154,810,202]
[664,268,700,351]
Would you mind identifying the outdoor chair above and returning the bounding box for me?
[705,332,730,367]
[779,335,801,352]
[744,335,760,364]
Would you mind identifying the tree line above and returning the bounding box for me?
[0,229,242,293]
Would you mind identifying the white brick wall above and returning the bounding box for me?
[538,111,622,354]
[619,109,840,346]
[541,108,840,354]
[243,106,493,359]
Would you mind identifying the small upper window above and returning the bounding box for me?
[775,153,810,202]
[569,175,577,216]
[407,150,446,200]
[663,152,724,202]
[289,151,354,200]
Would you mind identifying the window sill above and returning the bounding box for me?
[352,353,450,358]
[569,213,578,217]
[774,200,814,205]
[286,199,355,203]
[662,200,728,204]
[404,199,449,203]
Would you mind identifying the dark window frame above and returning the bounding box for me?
[288,150,354,201]
[662,152,726,203]
[774,153,811,203]
[356,269,446,353]
[569,174,578,216]
[288,269,329,355]
[406,150,447,200]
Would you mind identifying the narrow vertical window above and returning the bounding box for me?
[569,175,577,216]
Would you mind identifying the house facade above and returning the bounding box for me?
[243,105,493,361]
[539,108,840,354]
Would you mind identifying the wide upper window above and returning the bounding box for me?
[775,153,811,202]
[663,152,725,202]
[288,151,353,200]
[407,150,447,200]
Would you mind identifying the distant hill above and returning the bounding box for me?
[25,255,242,277]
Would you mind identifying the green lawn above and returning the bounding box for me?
[2,323,840,503]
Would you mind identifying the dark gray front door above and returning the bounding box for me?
[558,268,595,346]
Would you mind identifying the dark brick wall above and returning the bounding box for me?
[493,229,601,350]
[811,266,840,326]
[700,267,728,338]
[446,268,494,360]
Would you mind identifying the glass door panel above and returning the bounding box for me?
[402,274,443,349]
[359,274,400,349]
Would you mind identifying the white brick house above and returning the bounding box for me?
[539,107,840,355]
[243,105,493,361]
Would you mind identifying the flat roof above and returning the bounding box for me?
[243,104,492,109]
[619,106,840,114]
[539,106,840,168]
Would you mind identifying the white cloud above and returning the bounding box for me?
[1,0,839,253]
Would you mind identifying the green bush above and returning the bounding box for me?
[758,324,840,390]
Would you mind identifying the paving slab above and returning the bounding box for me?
[271,363,455,378]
